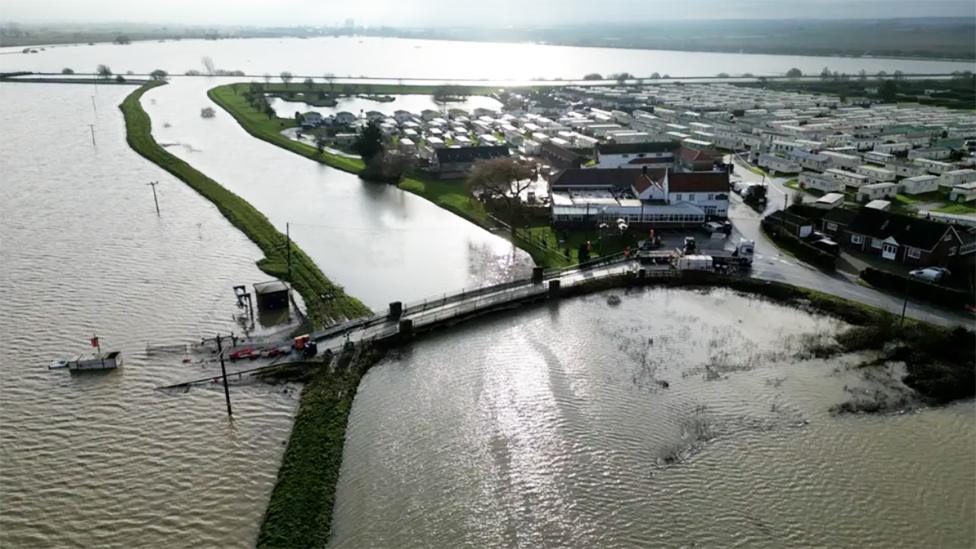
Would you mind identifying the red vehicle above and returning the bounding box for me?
[228,348,255,361]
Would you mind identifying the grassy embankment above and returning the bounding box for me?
[120,81,371,327]
[208,83,574,268]
[255,346,385,548]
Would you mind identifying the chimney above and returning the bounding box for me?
[642,165,648,176]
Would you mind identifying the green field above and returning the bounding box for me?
[121,81,371,327]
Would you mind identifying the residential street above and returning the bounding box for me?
[722,155,973,328]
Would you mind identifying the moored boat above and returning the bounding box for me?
[65,351,123,371]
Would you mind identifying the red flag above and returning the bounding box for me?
[90,336,99,348]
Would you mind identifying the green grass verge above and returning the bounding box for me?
[256,347,385,548]
[934,201,976,215]
[209,82,571,268]
[121,81,371,327]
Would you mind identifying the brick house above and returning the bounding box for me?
[820,208,973,267]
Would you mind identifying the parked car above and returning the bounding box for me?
[228,348,255,361]
[909,267,951,282]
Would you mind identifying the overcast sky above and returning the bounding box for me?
[2,0,974,26]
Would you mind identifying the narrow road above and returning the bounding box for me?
[725,155,972,328]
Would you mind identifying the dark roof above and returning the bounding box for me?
[254,280,289,294]
[625,157,672,165]
[435,146,509,164]
[822,207,859,226]
[667,171,729,193]
[845,208,956,250]
[597,141,680,155]
[540,142,584,167]
[550,168,666,191]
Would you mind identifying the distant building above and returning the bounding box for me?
[594,141,678,169]
[430,146,510,179]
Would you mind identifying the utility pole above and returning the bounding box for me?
[91,95,97,116]
[147,181,160,215]
[88,124,96,147]
[215,334,233,418]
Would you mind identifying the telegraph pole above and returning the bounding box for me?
[91,95,97,116]
[215,334,233,417]
[147,181,160,215]
[88,124,96,147]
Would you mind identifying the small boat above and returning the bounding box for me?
[63,351,123,371]
[49,360,69,370]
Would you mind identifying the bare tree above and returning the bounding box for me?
[96,64,112,79]
[467,157,537,229]
[323,73,336,92]
[201,56,215,76]
[280,71,293,87]
[263,73,272,84]
[303,77,314,89]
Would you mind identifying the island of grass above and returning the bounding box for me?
[121,81,371,327]
[208,82,595,269]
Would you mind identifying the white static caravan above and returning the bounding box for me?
[856,182,899,203]
[938,169,976,189]
[873,142,912,155]
[855,164,896,183]
[908,148,952,161]
[519,139,541,156]
[799,172,845,193]
[914,158,955,175]
[864,151,895,165]
[821,150,861,170]
[900,175,939,195]
[825,168,869,189]
[757,153,801,174]
[949,182,976,203]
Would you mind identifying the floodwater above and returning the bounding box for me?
[269,94,504,118]
[333,288,975,548]
[0,84,304,547]
[2,36,973,79]
[141,77,533,310]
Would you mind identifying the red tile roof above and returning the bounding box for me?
[668,171,730,193]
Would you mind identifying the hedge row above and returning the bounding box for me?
[760,218,837,271]
[860,267,973,308]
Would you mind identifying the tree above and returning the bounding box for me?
[466,157,536,229]
[61,67,74,74]
[820,66,831,80]
[582,73,603,81]
[263,73,271,84]
[716,72,730,78]
[96,64,112,79]
[786,67,802,78]
[303,77,314,89]
[315,134,327,154]
[114,74,125,83]
[650,72,661,79]
[893,70,905,80]
[201,56,215,76]
[611,72,633,85]
[280,71,293,87]
[858,69,868,80]
[352,121,384,162]
[876,70,888,78]
[149,69,168,81]
[879,79,898,102]
[113,35,131,45]
[324,73,336,92]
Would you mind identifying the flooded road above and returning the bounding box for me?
[141,77,533,309]
[333,288,975,548]
[0,83,301,548]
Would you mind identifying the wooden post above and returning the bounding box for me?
[215,334,233,417]
[147,181,160,216]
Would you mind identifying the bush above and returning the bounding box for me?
[760,218,836,271]
[860,267,972,308]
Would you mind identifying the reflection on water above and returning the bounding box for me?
[269,94,504,117]
[141,78,534,309]
[1,36,973,78]
[333,288,975,548]
[0,84,299,548]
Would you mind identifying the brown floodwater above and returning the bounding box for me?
[332,287,975,548]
